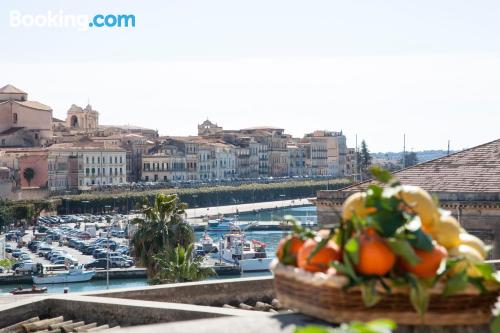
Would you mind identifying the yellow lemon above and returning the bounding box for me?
[430,215,461,249]
[341,192,376,222]
[450,258,482,278]
[398,185,440,230]
[459,233,486,258]
[448,244,484,262]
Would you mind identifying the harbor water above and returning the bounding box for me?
[2,205,317,295]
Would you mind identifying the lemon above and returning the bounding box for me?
[341,192,376,222]
[398,185,440,229]
[430,215,461,249]
[459,233,486,258]
[448,244,484,262]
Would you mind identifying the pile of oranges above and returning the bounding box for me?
[276,183,490,281]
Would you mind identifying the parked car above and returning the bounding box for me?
[14,261,37,275]
[85,259,111,270]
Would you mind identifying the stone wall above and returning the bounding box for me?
[86,276,276,307]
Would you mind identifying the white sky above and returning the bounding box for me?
[1,1,500,152]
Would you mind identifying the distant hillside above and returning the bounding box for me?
[372,150,455,163]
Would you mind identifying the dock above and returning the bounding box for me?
[0,268,147,285]
[203,257,241,276]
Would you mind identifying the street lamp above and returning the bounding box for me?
[192,194,198,220]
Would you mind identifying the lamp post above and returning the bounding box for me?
[106,231,110,290]
[192,194,198,221]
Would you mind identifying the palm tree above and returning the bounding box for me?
[152,244,215,284]
[131,194,194,277]
[23,167,35,187]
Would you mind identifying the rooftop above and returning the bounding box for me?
[14,100,52,111]
[342,138,500,193]
[0,84,26,94]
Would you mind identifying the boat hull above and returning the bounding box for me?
[223,257,273,272]
[33,271,96,284]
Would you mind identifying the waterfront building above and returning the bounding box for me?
[287,142,307,177]
[48,140,127,190]
[141,146,187,182]
[0,84,53,147]
[315,138,500,258]
[303,130,347,177]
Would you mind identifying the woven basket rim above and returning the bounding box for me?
[271,260,500,296]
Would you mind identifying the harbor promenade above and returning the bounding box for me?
[185,198,313,220]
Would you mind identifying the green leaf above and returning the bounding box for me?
[361,280,381,307]
[491,315,500,333]
[372,211,406,237]
[387,238,420,266]
[473,262,497,281]
[443,270,468,297]
[369,166,393,184]
[409,278,429,317]
[294,325,331,333]
[406,228,434,251]
[340,251,360,283]
[345,237,360,265]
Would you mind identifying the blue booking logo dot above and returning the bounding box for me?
[88,22,93,27]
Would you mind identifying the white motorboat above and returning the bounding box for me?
[218,231,272,272]
[206,217,256,232]
[32,265,96,284]
[194,232,218,256]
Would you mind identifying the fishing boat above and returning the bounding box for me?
[32,265,96,284]
[10,286,48,295]
[218,231,272,272]
[206,217,257,232]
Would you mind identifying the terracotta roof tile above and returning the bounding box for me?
[344,138,500,193]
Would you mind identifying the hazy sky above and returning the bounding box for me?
[1,0,499,152]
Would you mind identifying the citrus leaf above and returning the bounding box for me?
[443,270,468,297]
[387,238,420,266]
[361,280,381,307]
[409,278,429,317]
[473,262,496,281]
[369,166,393,184]
[345,237,360,265]
[491,315,500,333]
[294,325,331,333]
[407,228,434,251]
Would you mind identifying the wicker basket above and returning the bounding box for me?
[272,261,499,326]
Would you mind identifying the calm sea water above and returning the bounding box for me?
[1,205,316,295]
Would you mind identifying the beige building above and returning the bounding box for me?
[303,130,347,177]
[345,147,358,179]
[142,148,187,182]
[0,84,53,147]
[48,140,127,191]
[66,104,99,132]
[288,142,307,177]
[315,138,500,258]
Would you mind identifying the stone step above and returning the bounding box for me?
[74,323,98,332]
[85,325,109,332]
[0,316,40,333]
[60,321,85,333]
[23,316,65,332]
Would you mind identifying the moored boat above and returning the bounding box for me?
[218,231,272,272]
[32,265,96,284]
[10,286,48,295]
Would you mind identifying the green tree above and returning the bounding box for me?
[131,194,194,278]
[152,244,215,284]
[357,140,372,178]
[402,152,418,168]
[23,167,35,187]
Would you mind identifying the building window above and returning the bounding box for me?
[109,168,112,175]
[1,139,4,145]
[13,113,18,124]
[92,157,95,164]
[110,157,112,163]
[115,157,117,163]
[120,156,123,163]
[115,168,117,175]
[91,168,95,174]
[120,168,123,175]
[97,157,100,164]
[86,168,89,175]
[86,157,89,164]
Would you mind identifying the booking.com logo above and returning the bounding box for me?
[9,10,136,31]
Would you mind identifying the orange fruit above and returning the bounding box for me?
[401,244,447,278]
[297,238,341,273]
[277,236,305,266]
[355,228,396,276]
